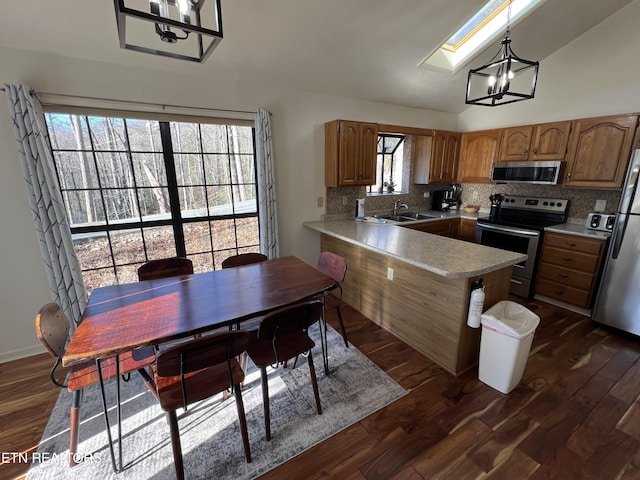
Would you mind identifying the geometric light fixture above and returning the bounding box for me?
[465,0,539,106]
[113,0,223,63]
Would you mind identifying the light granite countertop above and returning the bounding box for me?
[545,222,612,240]
[304,219,527,279]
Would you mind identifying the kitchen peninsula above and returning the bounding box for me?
[304,219,526,376]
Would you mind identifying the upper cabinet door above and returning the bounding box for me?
[498,126,533,161]
[530,121,572,160]
[564,115,638,189]
[458,129,501,184]
[325,120,379,187]
[437,131,460,183]
[413,133,435,184]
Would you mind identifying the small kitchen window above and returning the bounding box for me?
[369,134,405,194]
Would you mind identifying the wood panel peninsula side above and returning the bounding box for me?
[304,220,527,376]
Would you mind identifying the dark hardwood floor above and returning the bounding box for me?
[2,297,640,479]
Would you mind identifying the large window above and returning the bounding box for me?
[368,134,405,194]
[44,113,260,293]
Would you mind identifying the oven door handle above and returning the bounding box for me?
[476,223,540,237]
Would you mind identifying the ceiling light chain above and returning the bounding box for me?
[465,0,539,107]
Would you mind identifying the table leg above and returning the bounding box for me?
[96,357,124,473]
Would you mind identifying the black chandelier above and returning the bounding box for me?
[114,0,223,63]
[465,0,539,106]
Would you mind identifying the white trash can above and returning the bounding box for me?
[478,300,540,394]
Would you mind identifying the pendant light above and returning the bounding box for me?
[465,0,539,106]
[114,0,223,63]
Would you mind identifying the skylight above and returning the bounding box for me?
[419,0,543,73]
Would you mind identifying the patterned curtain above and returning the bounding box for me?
[255,109,280,258]
[4,84,88,330]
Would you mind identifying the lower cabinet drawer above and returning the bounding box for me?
[536,262,595,291]
[535,278,591,308]
[540,246,600,273]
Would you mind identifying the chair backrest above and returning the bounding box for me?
[317,252,347,284]
[155,330,249,378]
[257,300,323,341]
[138,257,194,281]
[222,252,268,269]
[35,302,70,360]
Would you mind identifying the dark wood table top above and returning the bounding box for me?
[63,256,337,367]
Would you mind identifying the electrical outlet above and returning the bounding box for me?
[595,199,607,212]
[472,191,479,202]
[423,192,430,198]
[317,197,324,208]
[342,196,348,206]
[387,267,394,281]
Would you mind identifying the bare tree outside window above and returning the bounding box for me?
[45,113,260,293]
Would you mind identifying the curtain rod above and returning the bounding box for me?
[0,87,258,116]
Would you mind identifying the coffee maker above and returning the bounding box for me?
[432,190,451,211]
[448,183,463,210]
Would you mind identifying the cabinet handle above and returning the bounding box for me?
[562,258,573,262]
[558,274,569,278]
[565,242,577,247]
[524,147,529,155]
[533,147,538,154]
[566,172,572,181]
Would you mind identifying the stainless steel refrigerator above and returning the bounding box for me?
[593,149,640,336]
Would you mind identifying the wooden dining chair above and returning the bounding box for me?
[246,300,323,441]
[221,252,268,269]
[137,257,194,281]
[317,251,349,347]
[154,330,252,480]
[35,303,157,467]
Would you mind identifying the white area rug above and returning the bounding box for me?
[27,325,406,479]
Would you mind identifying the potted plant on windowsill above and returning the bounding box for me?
[383,179,396,193]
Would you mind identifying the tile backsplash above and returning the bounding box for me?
[326,183,621,223]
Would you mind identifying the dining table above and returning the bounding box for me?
[62,255,338,473]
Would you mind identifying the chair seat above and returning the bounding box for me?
[154,360,245,411]
[67,346,156,392]
[246,330,315,367]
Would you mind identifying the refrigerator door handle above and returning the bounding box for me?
[612,213,628,259]
[620,151,640,214]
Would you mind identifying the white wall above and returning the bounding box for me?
[458,0,640,130]
[0,46,457,361]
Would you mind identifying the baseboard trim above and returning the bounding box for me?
[0,344,47,364]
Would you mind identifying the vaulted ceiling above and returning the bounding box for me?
[0,0,633,114]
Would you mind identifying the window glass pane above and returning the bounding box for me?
[139,186,171,218]
[96,152,135,188]
[112,229,146,265]
[89,117,127,151]
[103,188,140,222]
[143,226,177,259]
[84,267,117,293]
[64,190,106,226]
[46,113,92,151]
[132,153,168,187]
[203,154,231,184]
[54,151,99,190]
[184,221,212,255]
[233,185,257,213]
[228,126,254,154]
[175,153,204,186]
[236,217,260,248]
[171,123,202,153]
[73,233,112,269]
[201,124,228,153]
[207,186,233,215]
[126,119,163,152]
[179,186,207,218]
[211,219,237,251]
[229,154,256,184]
[116,264,139,286]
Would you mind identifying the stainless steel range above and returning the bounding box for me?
[475,195,569,298]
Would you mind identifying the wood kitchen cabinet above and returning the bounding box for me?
[458,218,477,243]
[325,120,378,187]
[563,114,638,189]
[403,218,456,237]
[457,129,501,183]
[413,130,460,184]
[534,232,607,309]
[498,121,572,162]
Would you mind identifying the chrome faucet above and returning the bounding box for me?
[393,200,409,216]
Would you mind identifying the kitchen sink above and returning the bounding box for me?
[401,212,442,220]
[374,214,416,222]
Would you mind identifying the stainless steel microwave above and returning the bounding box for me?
[491,161,563,185]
